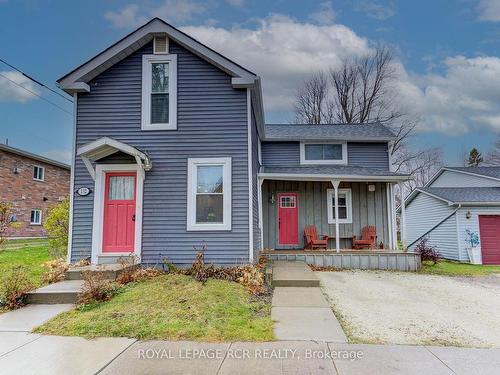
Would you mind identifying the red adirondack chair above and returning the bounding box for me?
[304,225,329,250]
[352,226,377,250]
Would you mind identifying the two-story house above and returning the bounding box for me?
[0,143,70,238]
[59,18,411,266]
[403,166,500,265]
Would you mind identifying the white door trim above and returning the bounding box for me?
[91,164,144,264]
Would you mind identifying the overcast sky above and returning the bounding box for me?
[1,0,500,164]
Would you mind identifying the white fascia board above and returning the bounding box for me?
[442,167,500,182]
[59,18,256,91]
[77,137,147,161]
[258,173,411,182]
[263,136,395,142]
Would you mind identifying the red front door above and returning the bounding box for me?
[102,172,136,253]
[278,193,298,245]
[479,215,500,265]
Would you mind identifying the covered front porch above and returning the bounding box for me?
[257,167,411,253]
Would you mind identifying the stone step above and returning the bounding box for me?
[272,261,320,287]
[26,280,84,304]
[65,264,135,280]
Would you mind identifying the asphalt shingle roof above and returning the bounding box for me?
[445,166,500,180]
[421,187,500,203]
[263,123,396,141]
[260,165,410,179]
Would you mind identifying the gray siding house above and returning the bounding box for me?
[403,167,500,265]
[59,18,410,266]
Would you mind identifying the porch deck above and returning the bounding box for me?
[262,249,421,272]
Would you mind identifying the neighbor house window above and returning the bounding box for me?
[187,157,232,231]
[141,54,177,130]
[327,189,352,224]
[300,143,347,165]
[30,209,42,225]
[33,165,45,181]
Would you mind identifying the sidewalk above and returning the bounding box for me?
[1,332,500,374]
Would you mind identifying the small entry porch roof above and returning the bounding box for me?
[77,137,152,180]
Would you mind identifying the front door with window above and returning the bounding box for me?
[278,193,299,245]
[102,172,136,253]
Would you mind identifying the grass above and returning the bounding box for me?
[0,238,51,286]
[35,274,274,342]
[420,260,500,277]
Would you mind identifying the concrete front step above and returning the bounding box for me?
[65,264,135,280]
[272,261,320,287]
[26,280,84,304]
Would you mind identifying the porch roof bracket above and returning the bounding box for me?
[331,179,341,253]
[77,137,152,181]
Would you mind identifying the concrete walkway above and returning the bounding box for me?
[271,261,347,342]
[0,334,499,374]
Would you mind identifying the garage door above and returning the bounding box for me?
[479,215,500,265]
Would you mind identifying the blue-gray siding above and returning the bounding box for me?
[262,180,390,249]
[71,40,250,265]
[261,141,389,169]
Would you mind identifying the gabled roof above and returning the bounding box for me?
[418,187,500,205]
[263,123,396,142]
[0,143,70,170]
[58,18,257,92]
[443,166,500,180]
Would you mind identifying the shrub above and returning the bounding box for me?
[415,237,441,264]
[0,266,33,309]
[0,201,14,247]
[77,271,118,305]
[44,198,69,259]
[73,258,91,267]
[116,267,163,285]
[237,266,265,295]
[41,259,69,284]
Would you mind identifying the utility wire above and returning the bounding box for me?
[0,72,73,116]
[0,58,73,103]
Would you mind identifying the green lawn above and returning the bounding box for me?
[35,274,274,342]
[420,260,500,277]
[0,239,51,286]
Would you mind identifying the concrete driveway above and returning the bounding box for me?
[317,270,500,347]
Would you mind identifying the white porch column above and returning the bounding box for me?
[331,179,341,253]
[398,181,407,249]
[257,178,264,250]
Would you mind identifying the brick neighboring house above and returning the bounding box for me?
[0,143,70,238]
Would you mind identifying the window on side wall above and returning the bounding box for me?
[30,209,42,225]
[141,54,177,130]
[33,165,45,181]
[187,158,232,231]
[300,143,347,165]
[327,188,352,224]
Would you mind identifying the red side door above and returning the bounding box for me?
[479,215,500,265]
[278,193,298,245]
[102,172,136,253]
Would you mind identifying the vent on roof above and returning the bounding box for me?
[154,36,168,54]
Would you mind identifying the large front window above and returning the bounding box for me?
[187,158,232,231]
[142,55,177,130]
[300,143,347,165]
[327,188,352,224]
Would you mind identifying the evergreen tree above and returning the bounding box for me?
[467,148,483,167]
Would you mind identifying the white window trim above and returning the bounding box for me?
[33,165,45,181]
[91,164,144,264]
[187,157,232,231]
[300,142,347,165]
[141,54,177,131]
[30,209,42,225]
[327,188,352,224]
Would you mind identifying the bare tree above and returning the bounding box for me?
[293,45,442,194]
[486,136,500,166]
[294,72,330,124]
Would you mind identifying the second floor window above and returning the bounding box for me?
[141,54,177,130]
[33,165,45,181]
[300,143,347,165]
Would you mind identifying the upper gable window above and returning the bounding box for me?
[300,143,347,165]
[141,54,177,130]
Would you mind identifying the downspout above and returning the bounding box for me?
[407,204,461,248]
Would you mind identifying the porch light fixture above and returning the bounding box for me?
[269,193,275,205]
[143,152,153,171]
[368,184,376,192]
[466,210,471,219]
